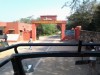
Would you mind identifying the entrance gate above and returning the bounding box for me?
[31,15,66,41]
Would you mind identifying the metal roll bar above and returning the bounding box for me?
[0,40,100,75]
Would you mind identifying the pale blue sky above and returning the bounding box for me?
[0,0,72,22]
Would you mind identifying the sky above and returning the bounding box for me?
[0,0,71,22]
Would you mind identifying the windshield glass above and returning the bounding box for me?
[0,0,100,75]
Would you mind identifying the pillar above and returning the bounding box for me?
[32,24,36,41]
[75,26,81,40]
[61,23,66,41]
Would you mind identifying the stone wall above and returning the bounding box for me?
[80,30,100,43]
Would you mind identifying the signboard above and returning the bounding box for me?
[43,17,52,20]
[65,30,75,37]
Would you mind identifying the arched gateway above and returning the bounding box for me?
[32,15,66,41]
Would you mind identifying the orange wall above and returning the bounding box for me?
[32,24,36,41]
[18,23,32,31]
[23,31,30,41]
[5,22,18,34]
[18,23,32,41]
[0,22,7,27]
[4,22,32,34]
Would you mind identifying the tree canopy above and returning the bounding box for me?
[65,0,100,31]
[37,24,58,36]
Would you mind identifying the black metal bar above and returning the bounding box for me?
[0,43,100,52]
[17,43,100,46]
[17,43,78,46]
[0,42,100,75]
[14,47,18,54]
[11,51,100,60]
[0,57,12,67]
[11,57,25,75]
[78,40,82,52]
[0,44,17,52]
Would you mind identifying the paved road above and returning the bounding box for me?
[0,35,61,75]
[0,35,100,75]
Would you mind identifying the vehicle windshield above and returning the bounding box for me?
[0,0,100,75]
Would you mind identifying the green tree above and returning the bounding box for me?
[93,3,100,31]
[67,0,97,30]
[18,15,34,24]
[67,20,75,30]
[37,24,58,36]
[19,18,32,24]
[62,0,97,11]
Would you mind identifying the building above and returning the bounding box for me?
[0,22,32,42]
[0,15,67,42]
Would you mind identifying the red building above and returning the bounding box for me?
[0,22,32,42]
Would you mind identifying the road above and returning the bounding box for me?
[0,35,99,75]
[0,35,61,75]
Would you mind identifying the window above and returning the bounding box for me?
[8,30,15,34]
[0,30,3,35]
